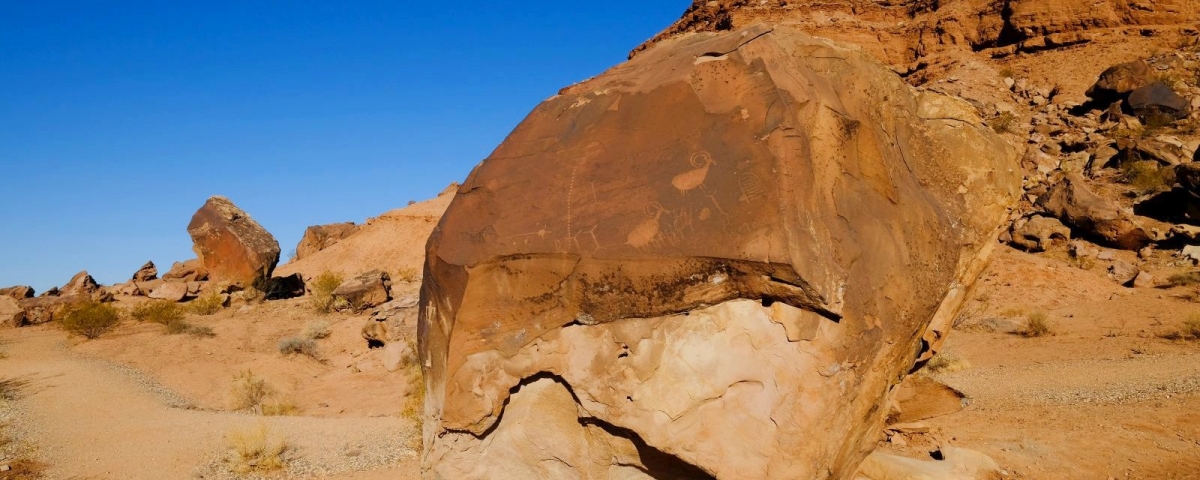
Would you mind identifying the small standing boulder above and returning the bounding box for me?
[149,282,190,302]
[1010,215,1071,252]
[187,196,281,288]
[132,261,158,282]
[333,270,392,311]
[60,271,100,297]
[294,222,359,260]
[162,259,208,282]
[1108,261,1140,286]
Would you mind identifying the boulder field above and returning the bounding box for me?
[418,25,1020,479]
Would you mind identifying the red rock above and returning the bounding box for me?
[187,196,280,288]
[420,25,1019,479]
[294,222,358,260]
[162,259,208,282]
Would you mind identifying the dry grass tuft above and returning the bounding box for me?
[923,351,972,374]
[0,458,47,479]
[229,370,274,412]
[129,300,184,325]
[308,272,344,313]
[394,267,421,284]
[58,301,120,339]
[1121,160,1173,193]
[301,320,330,340]
[1165,272,1200,287]
[1019,312,1054,337]
[226,423,287,474]
[399,338,424,451]
[991,112,1017,134]
[165,319,215,338]
[277,337,319,359]
[1159,316,1200,341]
[261,399,300,417]
[188,291,226,316]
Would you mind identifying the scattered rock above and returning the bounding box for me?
[132,261,158,282]
[19,295,86,325]
[382,341,412,372]
[1133,271,1155,288]
[333,270,391,311]
[1128,81,1191,121]
[1069,239,1099,259]
[261,273,305,300]
[1037,174,1154,250]
[1010,215,1071,251]
[162,259,208,282]
[295,222,359,260]
[149,282,189,302]
[187,196,280,288]
[1182,245,1200,265]
[1108,261,1140,286]
[362,320,389,347]
[978,317,1025,334]
[0,285,34,299]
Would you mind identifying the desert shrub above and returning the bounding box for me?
[1121,160,1172,192]
[188,291,226,316]
[277,337,319,359]
[923,351,972,374]
[261,399,299,417]
[308,271,344,313]
[394,267,420,284]
[165,319,215,338]
[1160,316,1200,340]
[1020,312,1053,337]
[58,301,120,339]
[129,300,184,325]
[1165,272,1200,287]
[226,423,287,474]
[998,67,1016,79]
[991,112,1017,133]
[301,320,330,340]
[229,370,274,411]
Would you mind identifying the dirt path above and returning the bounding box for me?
[0,328,420,479]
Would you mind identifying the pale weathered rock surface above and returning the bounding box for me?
[856,447,1003,480]
[0,286,34,299]
[1010,215,1070,252]
[187,196,280,288]
[162,259,208,282]
[294,222,359,260]
[0,296,25,328]
[420,26,1020,479]
[60,270,100,297]
[333,270,391,311]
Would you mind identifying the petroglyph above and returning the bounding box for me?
[626,203,666,248]
[672,151,716,194]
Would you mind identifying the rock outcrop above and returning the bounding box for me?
[0,286,34,300]
[0,296,24,328]
[162,259,207,282]
[60,271,100,297]
[187,196,280,288]
[419,26,1019,479]
[1037,174,1155,249]
[333,270,391,311]
[294,222,359,260]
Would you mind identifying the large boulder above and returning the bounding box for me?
[1086,60,1155,102]
[1038,174,1155,250]
[1128,82,1190,122]
[294,222,359,260]
[19,295,86,325]
[419,26,1020,479]
[0,286,34,299]
[187,196,280,288]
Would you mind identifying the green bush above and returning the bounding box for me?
[59,301,120,339]
[188,291,226,316]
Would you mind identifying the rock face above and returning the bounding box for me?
[419,26,1020,479]
[1086,60,1155,101]
[294,222,359,260]
[187,196,280,288]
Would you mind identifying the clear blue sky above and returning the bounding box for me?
[0,1,686,292]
